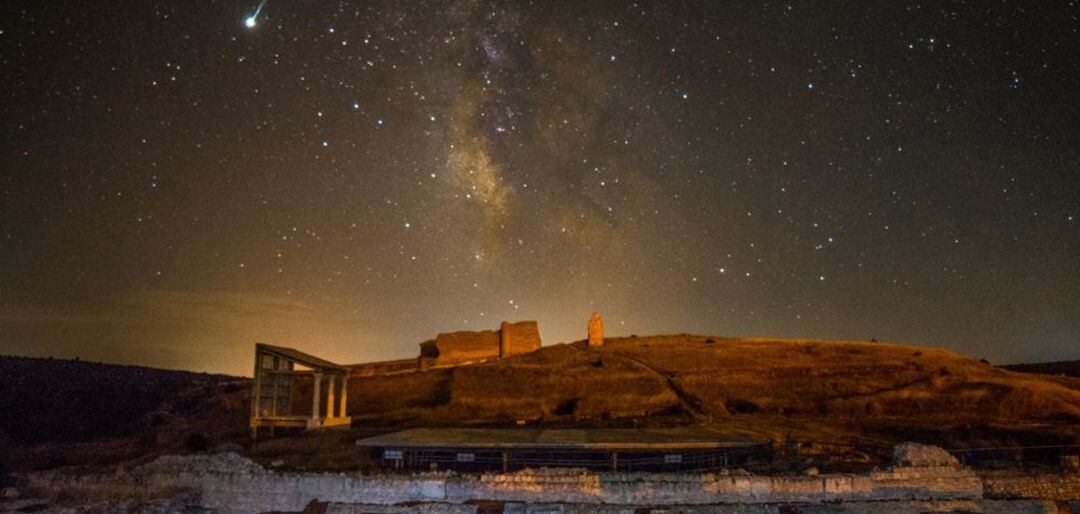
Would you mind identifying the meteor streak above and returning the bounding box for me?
[245,0,268,28]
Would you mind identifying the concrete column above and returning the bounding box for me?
[338,374,348,418]
[327,375,337,419]
[311,373,322,423]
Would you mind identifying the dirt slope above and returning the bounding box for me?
[5,336,1079,471]
[348,335,1080,452]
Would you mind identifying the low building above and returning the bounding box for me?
[355,427,765,472]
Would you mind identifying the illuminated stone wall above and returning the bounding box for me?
[417,321,541,369]
[21,451,1078,513]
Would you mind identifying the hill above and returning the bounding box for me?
[1002,360,1080,378]
[4,336,1080,472]
[347,336,1080,459]
[0,355,248,471]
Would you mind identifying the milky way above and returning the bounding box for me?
[1,1,1078,375]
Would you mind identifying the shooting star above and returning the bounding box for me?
[245,0,268,28]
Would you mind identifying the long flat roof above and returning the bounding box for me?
[355,427,760,451]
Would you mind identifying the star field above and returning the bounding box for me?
[1,1,1078,375]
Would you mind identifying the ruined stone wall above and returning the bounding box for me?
[349,358,419,377]
[980,470,1080,501]
[23,453,1058,514]
[499,321,541,358]
[416,321,542,369]
[419,330,501,368]
[450,465,984,505]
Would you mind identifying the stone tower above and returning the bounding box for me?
[587,312,604,348]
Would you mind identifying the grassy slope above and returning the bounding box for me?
[348,336,1080,453]
[5,336,1080,471]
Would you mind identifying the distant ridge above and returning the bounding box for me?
[0,353,241,378]
[1002,360,1080,377]
[0,355,241,446]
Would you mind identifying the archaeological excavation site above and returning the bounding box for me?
[8,0,1080,511]
[3,316,1080,513]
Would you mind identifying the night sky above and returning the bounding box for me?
[1,1,1078,376]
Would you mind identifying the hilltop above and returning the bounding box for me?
[3,336,1079,472]
[1002,360,1080,378]
[348,336,1080,460]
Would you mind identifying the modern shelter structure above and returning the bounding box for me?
[250,343,351,438]
[355,428,764,472]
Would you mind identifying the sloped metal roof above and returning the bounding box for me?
[355,427,759,451]
[256,343,347,372]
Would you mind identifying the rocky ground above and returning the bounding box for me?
[2,443,1078,513]
[3,335,1080,476]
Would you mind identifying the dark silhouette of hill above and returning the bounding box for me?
[0,355,240,446]
[1003,360,1080,377]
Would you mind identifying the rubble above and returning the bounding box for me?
[893,442,960,468]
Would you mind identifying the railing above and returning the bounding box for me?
[380,445,768,473]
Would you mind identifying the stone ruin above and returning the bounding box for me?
[16,441,1080,511]
[587,312,604,348]
[418,320,542,369]
[347,321,543,376]
[892,442,960,468]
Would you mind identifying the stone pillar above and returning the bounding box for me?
[499,321,510,358]
[326,375,336,420]
[311,373,322,423]
[339,374,349,418]
[588,312,604,347]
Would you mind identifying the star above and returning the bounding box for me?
[4,0,1079,378]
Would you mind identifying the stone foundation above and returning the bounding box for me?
[981,469,1080,501]
[16,451,1078,514]
[313,500,1063,514]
